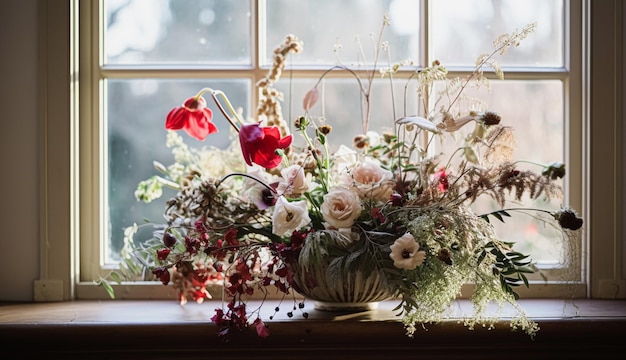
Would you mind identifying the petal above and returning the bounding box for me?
[184,109,217,141]
[277,134,293,149]
[165,107,187,130]
[302,87,319,111]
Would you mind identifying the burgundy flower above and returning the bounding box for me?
[162,232,177,248]
[156,248,170,261]
[152,267,170,285]
[253,318,270,338]
[239,122,292,169]
[165,96,218,141]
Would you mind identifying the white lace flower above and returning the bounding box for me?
[389,233,426,270]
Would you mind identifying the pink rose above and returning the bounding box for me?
[321,186,362,229]
[343,160,394,202]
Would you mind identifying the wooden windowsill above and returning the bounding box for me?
[1,299,625,359]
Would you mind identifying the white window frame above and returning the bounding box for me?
[37,0,625,301]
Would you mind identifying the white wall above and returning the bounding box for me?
[0,0,40,301]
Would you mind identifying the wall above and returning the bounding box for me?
[0,0,40,301]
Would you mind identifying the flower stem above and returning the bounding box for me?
[217,172,276,194]
[195,88,242,133]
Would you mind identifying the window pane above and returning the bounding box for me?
[106,79,250,262]
[430,0,563,67]
[104,0,251,65]
[434,80,565,264]
[264,0,421,66]
[274,77,420,152]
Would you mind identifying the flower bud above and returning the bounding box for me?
[302,87,319,111]
[162,232,177,248]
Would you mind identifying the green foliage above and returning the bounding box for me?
[478,241,534,300]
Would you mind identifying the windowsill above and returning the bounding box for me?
[1,299,625,358]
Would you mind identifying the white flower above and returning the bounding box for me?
[321,186,362,229]
[277,164,309,197]
[389,233,426,270]
[246,165,278,209]
[331,145,359,173]
[271,196,311,237]
[342,160,394,202]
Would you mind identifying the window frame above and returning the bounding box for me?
[38,0,623,301]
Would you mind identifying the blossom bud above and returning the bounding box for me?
[162,232,177,248]
[302,87,319,111]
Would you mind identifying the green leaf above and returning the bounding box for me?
[109,271,122,284]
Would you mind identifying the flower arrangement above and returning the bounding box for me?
[103,18,583,341]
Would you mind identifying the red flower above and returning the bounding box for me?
[433,168,449,192]
[239,122,292,169]
[165,96,218,141]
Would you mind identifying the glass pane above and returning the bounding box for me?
[434,80,565,264]
[104,0,251,65]
[106,79,250,262]
[264,0,421,66]
[430,0,563,67]
[274,77,420,152]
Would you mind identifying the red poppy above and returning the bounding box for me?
[165,96,218,141]
[239,122,292,169]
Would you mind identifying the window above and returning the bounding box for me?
[68,0,595,300]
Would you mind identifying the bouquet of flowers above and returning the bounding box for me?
[103,19,583,341]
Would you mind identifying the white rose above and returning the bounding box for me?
[272,196,311,237]
[321,186,362,229]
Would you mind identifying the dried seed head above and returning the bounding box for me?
[319,125,332,135]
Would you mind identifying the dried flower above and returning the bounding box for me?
[554,208,584,230]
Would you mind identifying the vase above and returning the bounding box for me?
[291,263,394,312]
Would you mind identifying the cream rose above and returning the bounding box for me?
[321,186,362,229]
[343,160,394,202]
[389,233,426,270]
[272,196,311,236]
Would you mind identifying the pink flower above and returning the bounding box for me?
[239,122,292,169]
[321,186,362,229]
[342,160,394,202]
[165,96,218,141]
[253,318,270,338]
